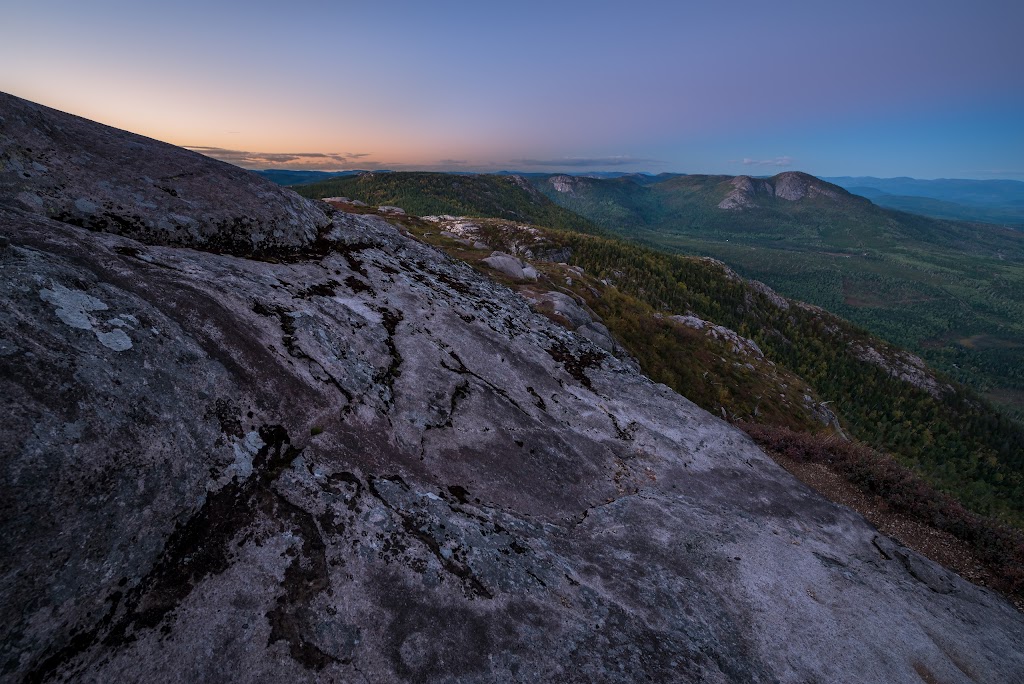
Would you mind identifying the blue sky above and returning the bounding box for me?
[2,0,1022,178]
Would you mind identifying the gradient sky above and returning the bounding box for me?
[3,0,1023,179]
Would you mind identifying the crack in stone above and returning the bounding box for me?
[570,491,657,532]
[366,476,494,600]
[602,407,634,441]
[440,350,529,417]
[251,299,356,407]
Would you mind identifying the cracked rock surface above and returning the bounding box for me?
[2,95,1024,683]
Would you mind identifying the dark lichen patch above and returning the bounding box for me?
[325,472,363,512]
[403,257,485,302]
[331,241,374,277]
[296,280,341,299]
[251,299,277,318]
[546,341,604,390]
[265,491,338,671]
[344,275,373,295]
[113,245,143,259]
[430,269,474,297]
[447,485,471,505]
[526,386,547,410]
[207,398,244,438]
[252,233,334,264]
[254,302,301,358]
[373,307,404,397]
[277,312,302,359]
[52,208,148,239]
[24,426,313,681]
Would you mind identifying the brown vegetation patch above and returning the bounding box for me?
[985,387,1024,411]
[958,334,1023,350]
[842,278,888,308]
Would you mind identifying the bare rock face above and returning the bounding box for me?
[718,172,843,210]
[0,93,329,255]
[851,343,953,399]
[548,174,578,194]
[748,279,791,310]
[717,176,772,209]
[670,314,766,359]
[2,97,1024,683]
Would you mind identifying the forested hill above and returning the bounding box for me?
[529,171,1024,423]
[293,171,599,234]
[534,171,1024,257]
[823,176,1024,227]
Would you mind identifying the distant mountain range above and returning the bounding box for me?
[254,169,368,186]
[261,170,1024,227]
[823,176,1024,227]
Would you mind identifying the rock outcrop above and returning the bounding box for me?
[522,290,620,353]
[2,93,1024,683]
[0,93,329,255]
[851,343,953,399]
[548,174,579,195]
[482,250,539,281]
[670,314,765,359]
[718,172,845,211]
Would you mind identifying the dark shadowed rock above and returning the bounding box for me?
[2,95,1024,683]
[0,92,329,255]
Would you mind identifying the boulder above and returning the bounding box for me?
[482,250,538,281]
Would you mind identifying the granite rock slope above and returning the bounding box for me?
[2,98,1024,684]
[0,93,329,255]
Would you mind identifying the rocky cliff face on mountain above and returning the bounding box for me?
[717,172,845,210]
[548,174,580,195]
[2,93,1024,683]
